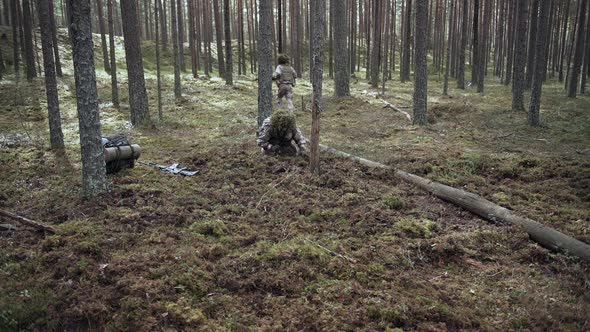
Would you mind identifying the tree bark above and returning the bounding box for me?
[334,0,349,97]
[457,0,468,89]
[528,0,551,127]
[320,145,590,263]
[171,0,181,97]
[257,0,272,127]
[477,0,491,93]
[370,0,381,88]
[68,0,107,197]
[471,0,479,85]
[177,0,185,72]
[96,0,111,73]
[107,0,119,107]
[213,0,225,76]
[525,0,539,89]
[512,0,528,112]
[120,0,151,126]
[568,0,588,97]
[413,0,428,125]
[401,0,412,83]
[224,0,233,84]
[309,0,325,174]
[21,0,36,81]
[156,0,163,120]
[48,0,61,77]
[11,0,19,78]
[443,0,454,95]
[37,0,64,151]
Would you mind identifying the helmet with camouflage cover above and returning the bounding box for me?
[269,109,296,138]
[278,54,291,65]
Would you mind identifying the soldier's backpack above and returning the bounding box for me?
[280,66,295,84]
[102,135,139,174]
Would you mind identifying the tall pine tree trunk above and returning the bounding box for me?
[525,0,539,88]
[512,0,528,112]
[370,0,381,88]
[529,0,551,127]
[257,0,272,127]
[67,0,107,196]
[171,0,181,97]
[401,0,412,83]
[107,0,119,107]
[96,0,111,73]
[224,0,233,84]
[457,0,468,89]
[413,0,428,125]
[309,0,325,174]
[121,0,151,125]
[334,0,349,96]
[48,0,61,77]
[11,0,20,78]
[213,0,225,76]
[37,0,64,151]
[22,0,36,81]
[568,0,588,97]
[156,0,163,120]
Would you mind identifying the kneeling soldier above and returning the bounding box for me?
[257,110,307,155]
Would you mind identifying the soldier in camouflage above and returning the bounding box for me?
[273,54,297,111]
[257,110,307,155]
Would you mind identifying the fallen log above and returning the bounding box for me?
[0,209,56,234]
[319,144,590,263]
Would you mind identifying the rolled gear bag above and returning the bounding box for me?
[102,135,141,174]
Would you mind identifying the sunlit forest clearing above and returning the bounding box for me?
[1,0,589,330]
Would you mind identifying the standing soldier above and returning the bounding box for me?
[273,54,297,111]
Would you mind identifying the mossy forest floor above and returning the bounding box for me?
[0,29,589,331]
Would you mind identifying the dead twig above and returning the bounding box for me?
[256,172,294,209]
[304,238,358,264]
[380,98,413,122]
[0,209,56,234]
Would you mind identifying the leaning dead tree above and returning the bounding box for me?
[320,145,590,263]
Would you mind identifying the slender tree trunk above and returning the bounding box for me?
[171,0,181,97]
[67,0,107,197]
[525,0,539,88]
[156,0,163,120]
[401,0,412,82]
[257,0,272,127]
[568,0,588,97]
[334,0,349,96]
[512,0,528,112]
[177,0,185,72]
[529,0,551,127]
[309,0,325,174]
[477,0,490,93]
[48,0,61,77]
[558,0,570,82]
[370,0,381,87]
[213,0,225,76]
[224,0,233,84]
[161,0,168,48]
[504,0,515,85]
[413,0,428,125]
[581,6,590,94]
[382,0,390,94]
[444,0,454,95]
[107,0,119,107]
[21,0,36,80]
[457,0,468,88]
[120,0,151,126]
[37,0,64,151]
[471,0,479,85]
[11,0,20,79]
[96,0,111,73]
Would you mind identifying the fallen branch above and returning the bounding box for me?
[319,144,590,263]
[305,238,358,264]
[380,98,413,122]
[0,209,56,234]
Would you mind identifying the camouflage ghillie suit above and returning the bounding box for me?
[273,54,297,111]
[256,110,307,155]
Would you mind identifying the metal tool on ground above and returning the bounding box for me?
[138,161,199,176]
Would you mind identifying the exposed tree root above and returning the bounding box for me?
[0,209,57,234]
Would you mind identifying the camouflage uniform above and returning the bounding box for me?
[256,116,307,155]
[274,65,297,111]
